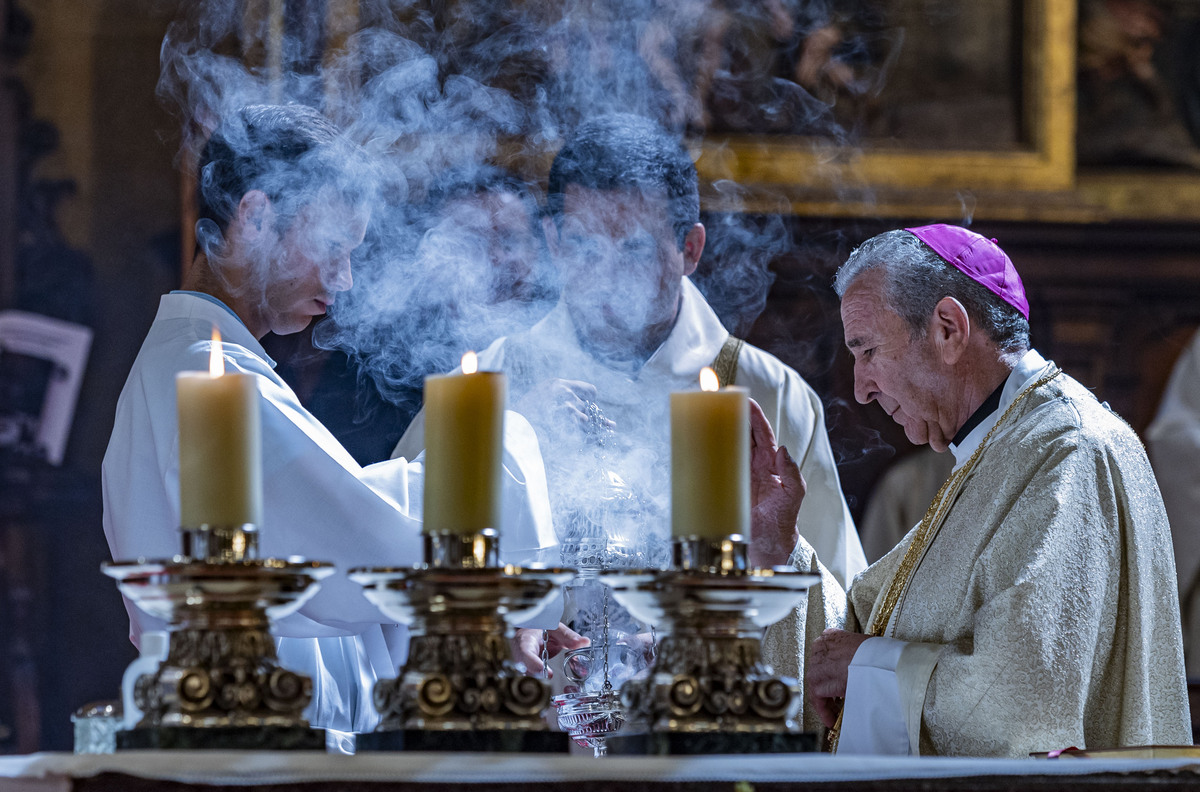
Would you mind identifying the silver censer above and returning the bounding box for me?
[551,400,655,756]
[351,529,574,752]
[103,523,333,750]
[601,535,820,755]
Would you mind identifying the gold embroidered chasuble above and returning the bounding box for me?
[845,364,1190,756]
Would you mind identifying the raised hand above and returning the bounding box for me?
[749,398,806,567]
[516,378,613,442]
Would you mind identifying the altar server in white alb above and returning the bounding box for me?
[806,225,1190,756]
[393,116,860,722]
[101,104,556,739]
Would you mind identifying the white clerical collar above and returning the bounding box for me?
[644,276,730,382]
[948,348,1050,467]
[532,276,729,384]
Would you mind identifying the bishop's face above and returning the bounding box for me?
[841,271,958,451]
[555,185,691,361]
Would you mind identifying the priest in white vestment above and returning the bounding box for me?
[859,448,954,564]
[391,116,858,726]
[393,115,862,582]
[806,224,1190,756]
[102,106,556,741]
[1146,328,1200,678]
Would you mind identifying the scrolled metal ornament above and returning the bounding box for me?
[414,673,456,718]
[395,638,551,729]
[601,542,819,748]
[507,673,550,717]
[351,556,573,738]
[751,678,793,720]
[132,626,313,727]
[265,668,307,712]
[667,676,704,717]
[175,667,215,712]
[104,557,332,734]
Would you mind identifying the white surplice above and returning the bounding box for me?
[102,292,556,734]
[838,349,1190,756]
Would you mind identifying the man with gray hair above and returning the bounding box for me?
[806,224,1189,756]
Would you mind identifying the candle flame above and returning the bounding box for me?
[700,366,719,391]
[209,328,225,377]
[461,350,478,375]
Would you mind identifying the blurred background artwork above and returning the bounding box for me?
[4,0,1200,753]
[356,0,1023,147]
[0,311,92,465]
[1077,0,1200,169]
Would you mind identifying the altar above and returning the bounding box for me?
[4,751,1200,792]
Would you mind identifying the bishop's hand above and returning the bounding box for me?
[806,628,872,728]
[749,398,805,567]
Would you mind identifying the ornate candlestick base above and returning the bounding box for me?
[351,530,574,752]
[103,545,334,751]
[600,536,820,755]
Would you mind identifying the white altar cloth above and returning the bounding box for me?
[3,751,1200,788]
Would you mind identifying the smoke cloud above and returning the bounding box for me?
[156,0,896,394]
[156,0,903,689]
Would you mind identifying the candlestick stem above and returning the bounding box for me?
[180,523,259,563]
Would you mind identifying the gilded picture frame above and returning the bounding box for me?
[695,0,1078,217]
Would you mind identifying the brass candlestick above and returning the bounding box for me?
[600,535,820,755]
[103,523,333,750]
[350,529,573,752]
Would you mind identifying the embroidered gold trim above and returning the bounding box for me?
[712,335,744,387]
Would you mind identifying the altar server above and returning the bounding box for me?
[1146,329,1200,677]
[102,105,555,740]
[394,113,863,586]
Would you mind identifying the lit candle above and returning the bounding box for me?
[176,329,263,528]
[670,367,749,540]
[423,351,506,535]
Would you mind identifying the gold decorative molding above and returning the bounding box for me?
[696,1,1076,197]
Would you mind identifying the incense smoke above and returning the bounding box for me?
[155,0,905,690]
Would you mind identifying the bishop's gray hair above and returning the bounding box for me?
[834,229,1030,354]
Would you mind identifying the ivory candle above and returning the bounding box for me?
[423,351,506,535]
[176,329,262,528]
[670,367,749,539]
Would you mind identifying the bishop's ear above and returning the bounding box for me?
[931,296,971,365]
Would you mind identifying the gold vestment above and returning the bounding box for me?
[845,366,1190,756]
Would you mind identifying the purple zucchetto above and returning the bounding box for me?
[905,224,1030,319]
